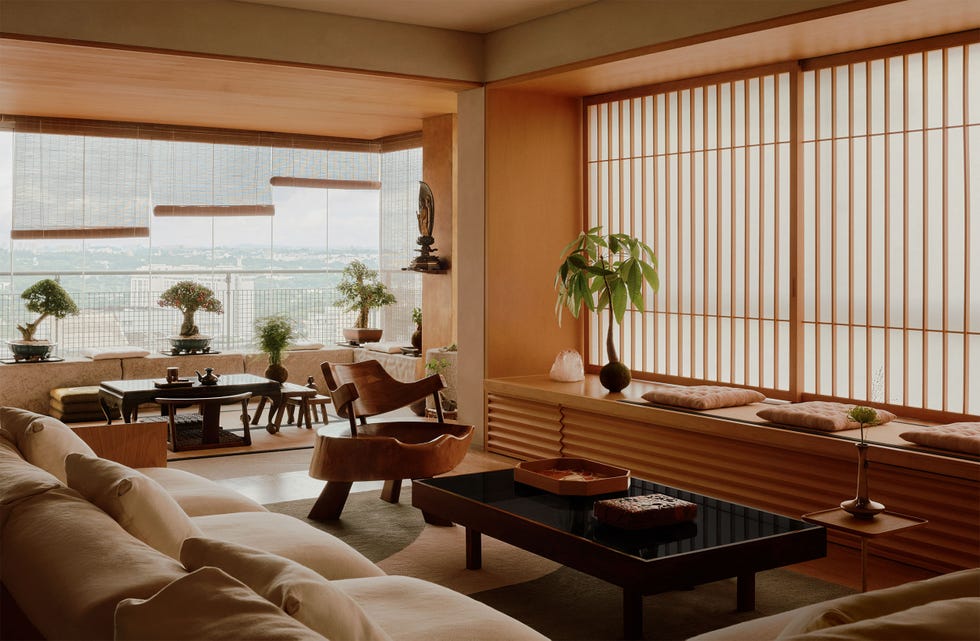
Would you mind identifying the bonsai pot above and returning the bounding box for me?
[169,335,212,354]
[7,340,55,361]
[342,328,383,344]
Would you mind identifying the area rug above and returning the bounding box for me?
[265,490,855,641]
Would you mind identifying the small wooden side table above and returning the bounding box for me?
[802,508,927,591]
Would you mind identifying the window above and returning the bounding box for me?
[0,120,422,356]
[586,33,978,419]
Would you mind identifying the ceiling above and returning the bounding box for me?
[236,0,596,33]
[0,37,476,140]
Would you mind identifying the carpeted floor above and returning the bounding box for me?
[265,489,855,641]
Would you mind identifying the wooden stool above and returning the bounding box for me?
[287,393,331,426]
[251,382,316,433]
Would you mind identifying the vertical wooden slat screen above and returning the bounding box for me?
[586,67,793,397]
[801,42,978,416]
[585,33,977,419]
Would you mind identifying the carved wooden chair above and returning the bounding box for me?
[151,392,252,452]
[307,360,474,521]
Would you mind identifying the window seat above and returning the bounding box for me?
[485,374,980,575]
[0,347,420,416]
[621,398,978,463]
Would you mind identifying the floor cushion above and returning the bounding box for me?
[898,422,980,456]
[756,401,896,432]
[641,383,765,410]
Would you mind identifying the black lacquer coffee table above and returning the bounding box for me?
[413,469,826,639]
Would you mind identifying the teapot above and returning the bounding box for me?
[195,368,220,385]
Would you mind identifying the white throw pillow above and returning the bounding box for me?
[777,567,980,637]
[780,597,980,641]
[114,567,330,641]
[79,346,150,360]
[18,414,96,482]
[181,537,391,641]
[65,453,202,559]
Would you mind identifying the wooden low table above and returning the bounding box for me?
[413,469,827,639]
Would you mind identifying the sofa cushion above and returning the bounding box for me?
[898,422,980,456]
[137,465,268,516]
[17,412,97,482]
[0,406,48,442]
[335,575,550,641]
[1,487,186,641]
[65,453,203,559]
[779,597,980,641]
[181,537,391,641]
[79,346,150,360]
[191,511,385,580]
[756,402,896,432]
[641,384,766,410]
[777,567,980,637]
[0,432,63,520]
[114,566,330,641]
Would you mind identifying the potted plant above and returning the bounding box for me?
[157,280,223,353]
[8,278,79,361]
[425,353,458,419]
[255,314,295,383]
[554,226,659,393]
[334,260,396,344]
[411,307,422,351]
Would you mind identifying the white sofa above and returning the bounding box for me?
[688,567,979,641]
[0,407,546,641]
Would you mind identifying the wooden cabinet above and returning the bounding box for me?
[71,420,168,468]
[484,375,980,574]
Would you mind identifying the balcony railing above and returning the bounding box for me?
[1,269,419,359]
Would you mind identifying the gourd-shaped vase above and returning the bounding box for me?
[840,443,885,519]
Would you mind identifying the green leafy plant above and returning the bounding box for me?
[554,226,658,391]
[334,260,396,329]
[157,281,223,337]
[848,405,879,444]
[425,357,452,376]
[255,314,295,366]
[412,307,422,327]
[16,279,79,341]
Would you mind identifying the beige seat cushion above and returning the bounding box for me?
[2,487,186,641]
[899,422,980,456]
[641,384,765,410]
[756,402,896,432]
[49,385,103,404]
[66,453,203,559]
[137,466,268,516]
[191,511,385,580]
[776,567,980,637]
[17,413,97,482]
[114,567,329,641]
[335,575,550,641]
[779,597,980,641]
[181,537,391,641]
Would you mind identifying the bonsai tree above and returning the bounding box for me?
[334,260,396,329]
[255,314,295,382]
[554,226,659,392]
[16,278,79,342]
[157,280,223,337]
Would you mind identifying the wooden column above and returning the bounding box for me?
[421,114,457,367]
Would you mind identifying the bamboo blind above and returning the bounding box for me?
[585,36,978,417]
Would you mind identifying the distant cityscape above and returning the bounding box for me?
[0,245,421,358]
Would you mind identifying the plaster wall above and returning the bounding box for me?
[0,0,484,81]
